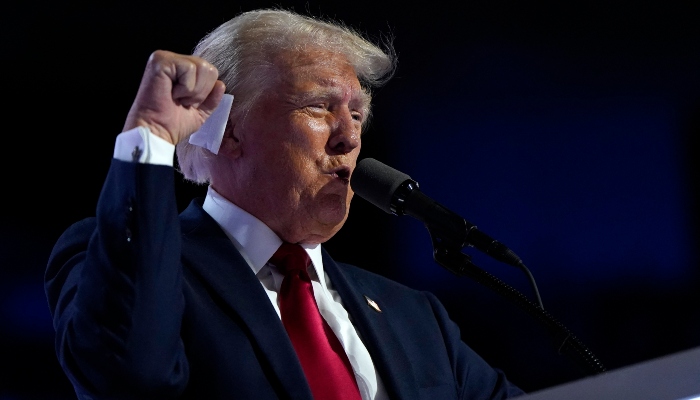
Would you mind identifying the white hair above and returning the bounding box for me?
[175,8,397,184]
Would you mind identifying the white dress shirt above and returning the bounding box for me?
[113,126,388,400]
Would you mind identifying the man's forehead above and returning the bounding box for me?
[297,75,362,95]
[274,51,364,93]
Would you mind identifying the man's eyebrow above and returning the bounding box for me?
[293,85,370,108]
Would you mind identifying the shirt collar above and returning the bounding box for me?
[202,186,325,283]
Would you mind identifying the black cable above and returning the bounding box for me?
[433,246,606,376]
[516,261,544,310]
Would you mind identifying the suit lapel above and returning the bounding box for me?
[322,249,419,400]
[179,201,313,400]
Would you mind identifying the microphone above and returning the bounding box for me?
[350,158,523,267]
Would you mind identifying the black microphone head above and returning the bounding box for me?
[351,158,413,214]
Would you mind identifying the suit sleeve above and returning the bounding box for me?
[45,159,189,399]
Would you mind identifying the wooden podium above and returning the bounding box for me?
[514,346,700,399]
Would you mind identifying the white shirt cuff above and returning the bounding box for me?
[113,126,175,166]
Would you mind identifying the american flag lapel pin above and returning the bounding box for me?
[364,295,382,313]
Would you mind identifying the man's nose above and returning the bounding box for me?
[328,110,360,154]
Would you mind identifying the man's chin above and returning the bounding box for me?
[302,193,348,237]
[318,211,348,231]
[313,213,349,240]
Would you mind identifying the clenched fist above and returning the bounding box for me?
[123,50,226,145]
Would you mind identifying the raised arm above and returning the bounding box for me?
[46,51,225,399]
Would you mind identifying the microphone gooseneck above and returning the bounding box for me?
[350,157,607,376]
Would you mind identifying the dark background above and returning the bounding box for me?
[3,1,699,398]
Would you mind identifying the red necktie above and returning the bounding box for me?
[270,243,362,400]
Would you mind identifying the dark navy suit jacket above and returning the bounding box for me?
[45,159,525,399]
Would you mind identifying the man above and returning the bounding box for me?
[45,8,526,400]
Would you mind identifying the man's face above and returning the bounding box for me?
[224,48,369,244]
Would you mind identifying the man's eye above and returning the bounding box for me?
[351,112,363,122]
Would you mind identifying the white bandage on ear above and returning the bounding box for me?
[188,93,235,154]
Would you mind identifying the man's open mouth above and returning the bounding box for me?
[331,167,351,183]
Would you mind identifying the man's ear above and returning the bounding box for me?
[218,117,242,160]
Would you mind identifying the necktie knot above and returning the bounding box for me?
[270,243,311,276]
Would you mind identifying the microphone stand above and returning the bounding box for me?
[428,229,607,377]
